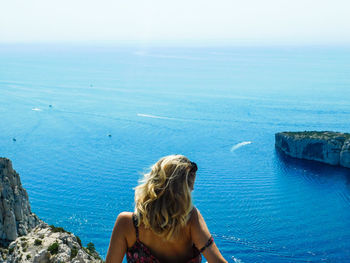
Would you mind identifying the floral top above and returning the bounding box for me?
[126,214,214,263]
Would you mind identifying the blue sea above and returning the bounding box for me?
[1,44,350,262]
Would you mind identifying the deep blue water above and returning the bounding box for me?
[1,44,350,262]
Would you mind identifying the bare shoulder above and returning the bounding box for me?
[115,212,134,230]
[116,211,133,222]
[188,207,204,227]
[106,212,133,263]
[189,207,211,244]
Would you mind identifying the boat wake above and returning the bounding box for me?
[137,113,177,120]
[32,108,42,111]
[230,141,252,152]
[231,256,243,263]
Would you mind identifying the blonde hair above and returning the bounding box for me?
[134,155,197,240]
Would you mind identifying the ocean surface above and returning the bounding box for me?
[1,44,350,262]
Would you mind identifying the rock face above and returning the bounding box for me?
[0,158,103,262]
[275,131,350,168]
[0,158,40,246]
[1,223,102,263]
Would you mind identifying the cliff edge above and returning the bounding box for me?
[0,158,103,262]
[0,158,40,246]
[275,131,350,168]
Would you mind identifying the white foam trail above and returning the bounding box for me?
[31,108,42,111]
[230,141,252,152]
[231,256,244,263]
[137,113,175,120]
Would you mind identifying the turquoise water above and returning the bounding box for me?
[1,44,350,262]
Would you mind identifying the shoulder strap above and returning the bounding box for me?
[132,213,139,240]
[199,236,214,253]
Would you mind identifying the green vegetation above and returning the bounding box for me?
[8,247,14,254]
[76,236,82,247]
[281,131,350,141]
[26,254,31,259]
[49,225,70,234]
[82,242,103,261]
[34,239,42,246]
[70,246,78,259]
[47,242,59,255]
[86,242,96,253]
[21,242,27,248]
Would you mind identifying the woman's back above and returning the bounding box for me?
[124,211,200,263]
[106,155,227,263]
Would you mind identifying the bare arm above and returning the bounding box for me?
[105,213,129,263]
[190,208,227,263]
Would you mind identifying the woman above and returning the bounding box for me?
[106,155,227,263]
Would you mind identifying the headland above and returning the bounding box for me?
[0,157,103,263]
[275,131,350,168]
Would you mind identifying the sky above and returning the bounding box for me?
[1,0,350,45]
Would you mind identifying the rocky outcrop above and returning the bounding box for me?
[1,223,102,263]
[275,131,350,168]
[0,158,40,246]
[0,158,103,262]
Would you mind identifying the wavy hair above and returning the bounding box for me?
[134,155,197,240]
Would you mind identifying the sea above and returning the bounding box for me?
[1,44,350,262]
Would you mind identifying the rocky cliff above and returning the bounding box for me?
[0,223,102,263]
[0,158,40,246]
[0,158,103,262]
[275,131,350,168]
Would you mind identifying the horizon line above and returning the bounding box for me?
[0,39,350,48]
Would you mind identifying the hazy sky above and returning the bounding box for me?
[1,0,350,44]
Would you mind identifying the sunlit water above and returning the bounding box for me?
[1,45,350,262]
